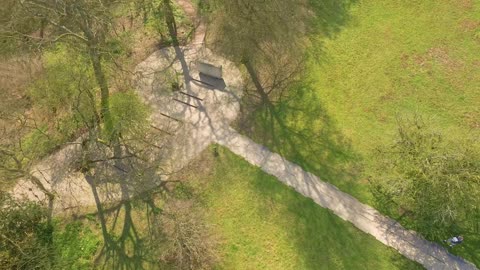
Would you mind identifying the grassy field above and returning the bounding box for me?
[310,0,480,158]
[247,0,480,265]
[190,146,421,270]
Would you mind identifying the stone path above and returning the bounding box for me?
[175,0,206,46]
[211,126,477,270]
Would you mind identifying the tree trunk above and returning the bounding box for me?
[39,19,46,39]
[164,0,179,46]
[88,45,113,137]
[28,174,55,222]
[242,59,270,104]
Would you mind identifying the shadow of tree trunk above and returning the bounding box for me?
[79,136,163,269]
[164,0,193,93]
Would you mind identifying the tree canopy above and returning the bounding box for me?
[205,0,311,104]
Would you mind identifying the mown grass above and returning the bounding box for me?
[309,0,480,157]
[194,146,421,270]
[247,0,480,266]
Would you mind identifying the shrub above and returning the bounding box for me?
[370,117,480,239]
[160,200,218,270]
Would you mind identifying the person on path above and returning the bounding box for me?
[444,236,464,247]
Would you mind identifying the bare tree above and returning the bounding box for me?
[160,199,218,270]
[0,114,56,205]
[206,0,311,105]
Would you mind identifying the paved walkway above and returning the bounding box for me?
[175,0,206,46]
[212,126,477,270]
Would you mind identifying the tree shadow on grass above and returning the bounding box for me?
[307,0,359,60]
[243,80,368,201]
[87,187,168,270]
[86,177,159,270]
[80,147,168,270]
[238,0,372,201]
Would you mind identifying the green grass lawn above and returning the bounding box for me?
[247,0,480,266]
[310,0,480,156]
[194,147,421,270]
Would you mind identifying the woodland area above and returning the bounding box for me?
[0,0,479,269]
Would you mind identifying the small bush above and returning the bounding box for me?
[54,222,100,270]
[0,192,53,269]
[0,193,100,270]
[110,90,150,137]
[160,200,218,270]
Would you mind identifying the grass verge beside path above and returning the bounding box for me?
[192,146,422,270]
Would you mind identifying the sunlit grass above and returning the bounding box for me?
[197,146,421,269]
